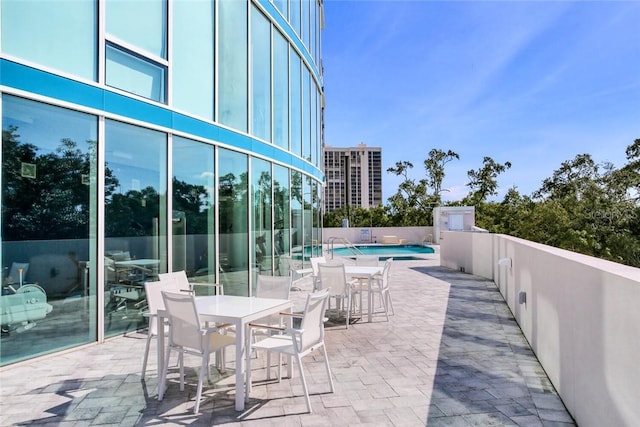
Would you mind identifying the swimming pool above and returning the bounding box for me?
[330,244,435,258]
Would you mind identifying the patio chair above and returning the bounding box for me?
[371,258,394,320]
[253,274,292,379]
[355,255,379,267]
[141,280,182,380]
[158,270,224,296]
[309,256,326,290]
[159,291,236,413]
[316,262,357,328]
[248,288,334,413]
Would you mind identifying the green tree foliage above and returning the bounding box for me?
[424,149,459,204]
[464,156,512,205]
[325,141,640,267]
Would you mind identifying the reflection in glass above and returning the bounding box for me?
[172,137,215,284]
[173,0,215,120]
[273,165,290,275]
[106,44,166,103]
[290,51,302,157]
[1,95,98,366]
[274,30,289,151]
[291,171,304,265]
[302,66,311,161]
[218,148,249,296]
[104,120,167,337]
[251,158,273,294]
[303,176,313,258]
[106,0,167,59]
[1,0,97,80]
[219,0,248,132]
[251,6,271,142]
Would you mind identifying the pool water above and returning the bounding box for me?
[331,244,435,257]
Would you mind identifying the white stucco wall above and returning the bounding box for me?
[322,226,434,245]
[440,231,640,427]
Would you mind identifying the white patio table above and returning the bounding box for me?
[343,265,383,323]
[157,294,291,411]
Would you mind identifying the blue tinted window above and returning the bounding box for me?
[273,31,289,151]
[1,0,97,80]
[219,0,248,132]
[106,0,167,58]
[106,44,166,103]
[290,51,302,157]
[172,0,214,119]
[251,6,271,141]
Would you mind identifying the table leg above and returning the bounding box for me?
[367,276,373,323]
[157,314,166,400]
[235,320,245,411]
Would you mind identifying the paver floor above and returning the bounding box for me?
[0,257,575,426]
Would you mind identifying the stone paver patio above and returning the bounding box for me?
[0,257,575,426]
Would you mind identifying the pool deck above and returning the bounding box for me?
[0,255,575,426]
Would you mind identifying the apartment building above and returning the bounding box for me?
[324,143,383,212]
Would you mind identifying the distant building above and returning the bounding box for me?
[324,143,383,212]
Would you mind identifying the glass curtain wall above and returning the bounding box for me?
[290,51,302,157]
[219,0,248,132]
[251,158,273,293]
[104,120,167,337]
[172,0,215,120]
[291,170,304,264]
[273,30,290,151]
[0,0,97,81]
[1,96,98,365]
[273,165,290,275]
[172,137,215,284]
[303,176,313,257]
[251,6,271,142]
[218,148,249,296]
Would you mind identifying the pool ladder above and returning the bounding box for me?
[327,237,364,260]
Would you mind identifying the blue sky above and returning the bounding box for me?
[322,0,640,202]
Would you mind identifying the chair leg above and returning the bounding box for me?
[345,294,350,329]
[380,291,390,321]
[387,292,395,315]
[194,353,209,413]
[322,344,335,393]
[295,354,312,413]
[141,332,152,380]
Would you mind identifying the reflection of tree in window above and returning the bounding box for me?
[172,177,210,235]
[2,125,96,241]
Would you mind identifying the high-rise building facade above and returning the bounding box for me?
[324,143,382,212]
[0,0,325,366]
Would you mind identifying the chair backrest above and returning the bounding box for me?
[316,262,348,297]
[355,255,379,267]
[161,291,204,352]
[309,256,326,275]
[256,275,291,300]
[158,270,189,290]
[145,279,183,334]
[298,288,330,352]
[379,258,393,290]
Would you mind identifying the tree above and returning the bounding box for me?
[465,157,512,204]
[424,148,459,204]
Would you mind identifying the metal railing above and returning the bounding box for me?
[327,236,364,259]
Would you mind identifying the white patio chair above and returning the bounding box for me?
[158,270,224,296]
[371,258,394,320]
[355,254,379,267]
[253,275,292,378]
[141,279,183,380]
[316,262,357,328]
[309,256,326,290]
[159,291,236,413]
[248,288,334,413]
